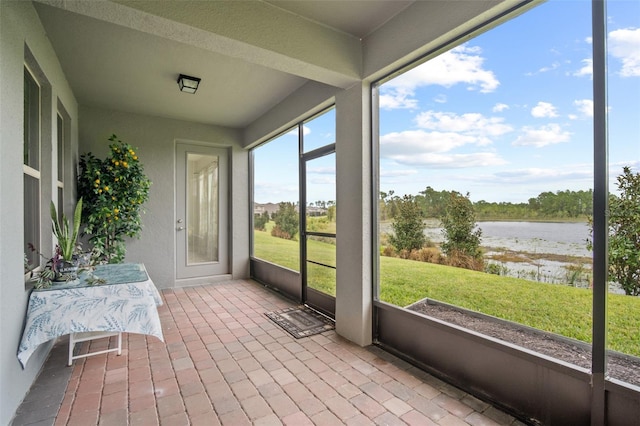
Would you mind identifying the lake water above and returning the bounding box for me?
[381,219,598,288]
[423,220,591,258]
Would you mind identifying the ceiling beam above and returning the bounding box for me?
[36,0,362,88]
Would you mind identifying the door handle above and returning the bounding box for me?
[176,226,184,231]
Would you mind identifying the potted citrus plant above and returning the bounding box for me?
[78,134,151,264]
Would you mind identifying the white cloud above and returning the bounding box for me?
[531,101,558,118]
[609,28,640,77]
[512,124,572,147]
[253,182,299,203]
[379,111,513,168]
[380,130,475,155]
[380,169,419,178]
[308,175,335,185]
[380,128,507,169]
[490,166,592,184]
[573,58,593,77]
[611,160,640,175]
[386,152,506,169]
[287,125,311,136]
[307,166,335,175]
[526,62,560,76]
[573,99,593,118]
[433,94,448,104]
[380,44,499,110]
[378,91,418,110]
[492,103,509,112]
[415,111,513,141]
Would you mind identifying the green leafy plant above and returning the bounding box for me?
[271,202,298,240]
[50,198,82,261]
[603,166,640,296]
[25,244,78,289]
[440,191,483,265]
[254,211,270,231]
[78,134,151,263]
[389,194,426,252]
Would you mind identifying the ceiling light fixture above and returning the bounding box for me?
[177,74,201,94]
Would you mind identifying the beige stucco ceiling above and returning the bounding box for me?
[33,0,414,128]
[264,0,414,38]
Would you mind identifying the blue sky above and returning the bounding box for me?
[254,0,639,205]
[379,0,639,203]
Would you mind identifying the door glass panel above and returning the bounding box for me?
[307,236,337,268]
[305,153,336,233]
[303,108,335,153]
[307,245,337,296]
[187,153,219,264]
[305,153,336,296]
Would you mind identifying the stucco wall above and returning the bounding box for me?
[78,106,249,289]
[0,2,79,424]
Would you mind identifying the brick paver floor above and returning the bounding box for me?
[15,279,526,425]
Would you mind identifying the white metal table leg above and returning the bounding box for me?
[67,332,123,365]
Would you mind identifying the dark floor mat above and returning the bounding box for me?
[265,306,334,339]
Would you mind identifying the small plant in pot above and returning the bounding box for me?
[31,199,84,288]
[50,197,83,269]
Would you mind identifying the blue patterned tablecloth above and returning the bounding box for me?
[18,263,164,368]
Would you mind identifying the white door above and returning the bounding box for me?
[176,143,229,279]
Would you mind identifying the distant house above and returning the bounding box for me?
[254,202,326,217]
[253,202,280,217]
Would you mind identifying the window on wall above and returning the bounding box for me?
[252,127,300,271]
[24,66,41,267]
[56,101,72,222]
[56,112,64,222]
[374,0,639,385]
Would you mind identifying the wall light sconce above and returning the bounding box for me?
[177,74,201,94]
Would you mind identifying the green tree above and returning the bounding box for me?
[254,211,270,231]
[417,186,451,218]
[389,195,426,252]
[272,202,298,240]
[606,166,640,296]
[327,204,336,222]
[440,191,483,260]
[78,134,151,263]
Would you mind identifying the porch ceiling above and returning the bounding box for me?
[33,0,413,128]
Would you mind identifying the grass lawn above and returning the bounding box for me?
[253,228,640,357]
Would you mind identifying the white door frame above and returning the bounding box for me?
[175,141,230,282]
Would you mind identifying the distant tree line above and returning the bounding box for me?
[380,187,593,221]
[254,200,336,240]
